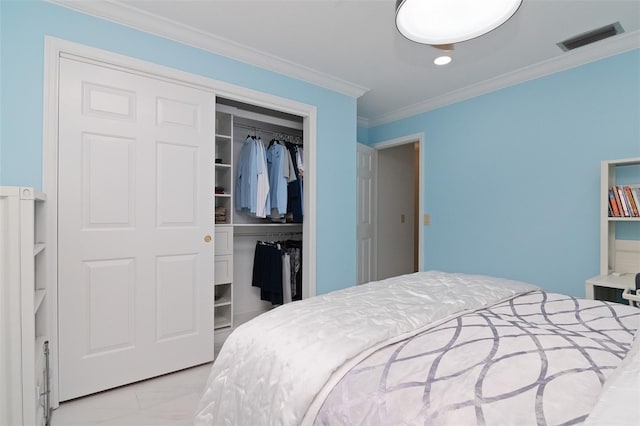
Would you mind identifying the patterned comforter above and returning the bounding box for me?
[194,271,639,426]
[316,291,640,426]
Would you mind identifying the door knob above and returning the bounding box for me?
[204,235,212,243]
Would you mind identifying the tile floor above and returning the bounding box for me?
[50,363,213,426]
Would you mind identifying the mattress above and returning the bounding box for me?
[193,271,639,426]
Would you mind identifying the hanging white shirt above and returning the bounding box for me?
[255,138,270,218]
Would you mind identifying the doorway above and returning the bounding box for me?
[356,133,424,283]
[376,142,420,280]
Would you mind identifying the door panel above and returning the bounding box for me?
[84,258,136,355]
[156,97,199,128]
[156,142,198,226]
[58,57,215,400]
[82,133,135,228]
[82,82,136,119]
[356,143,377,284]
[156,254,198,340]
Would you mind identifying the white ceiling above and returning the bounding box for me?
[55,0,640,126]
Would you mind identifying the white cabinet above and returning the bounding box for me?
[0,186,51,426]
[214,227,233,330]
[585,158,640,301]
[214,110,234,331]
[215,111,233,226]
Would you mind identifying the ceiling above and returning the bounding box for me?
[55,0,640,126]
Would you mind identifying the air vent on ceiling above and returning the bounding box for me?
[557,22,624,52]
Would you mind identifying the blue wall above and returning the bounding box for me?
[357,125,369,144]
[0,1,357,294]
[367,50,640,297]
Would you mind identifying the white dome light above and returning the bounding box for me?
[434,56,452,65]
[395,0,522,45]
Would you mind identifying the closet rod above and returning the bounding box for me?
[234,123,303,145]
[235,231,303,238]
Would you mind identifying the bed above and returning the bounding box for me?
[194,271,640,425]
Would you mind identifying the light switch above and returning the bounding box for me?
[401,214,405,223]
[424,214,431,225]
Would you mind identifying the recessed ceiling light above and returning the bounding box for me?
[434,56,452,66]
[396,0,522,45]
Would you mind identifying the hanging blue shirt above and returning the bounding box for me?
[267,142,288,215]
[235,136,258,214]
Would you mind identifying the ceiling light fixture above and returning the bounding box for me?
[395,0,522,45]
[433,56,452,66]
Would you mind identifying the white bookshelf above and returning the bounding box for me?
[0,186,51,426]
[214,110,234,333]
[585,158,640,301]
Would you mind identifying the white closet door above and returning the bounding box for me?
[356,143,377,284]
[58,58,215,400]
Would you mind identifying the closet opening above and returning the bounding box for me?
[214,97,306,352]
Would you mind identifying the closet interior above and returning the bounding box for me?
[214,97,305,350]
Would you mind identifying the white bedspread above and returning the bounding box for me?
[584,329,640,426]
[193,271,539,426]
[316,291,639,425]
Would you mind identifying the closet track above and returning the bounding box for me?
[234,122,303,145]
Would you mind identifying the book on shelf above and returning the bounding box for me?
[610,185,640,218]
[633,187,640,216]
[617,186,630,217]
[612,186,625,216]
[624,186,639,217]
[609,189,621,217]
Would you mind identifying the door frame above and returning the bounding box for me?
[371,132,425,273]
[42,36,318,408]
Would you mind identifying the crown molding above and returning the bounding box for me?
[46,0,369,99]
[42,1,640,127]
[357,116,369,128]
[367,30,640,128]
